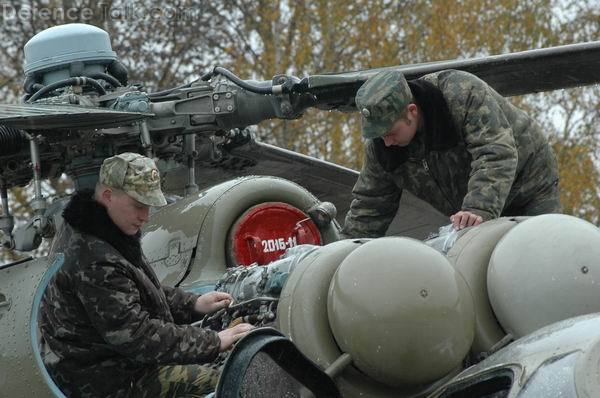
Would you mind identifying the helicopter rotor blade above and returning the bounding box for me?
[301,41,600,111]
[0,103,152,130]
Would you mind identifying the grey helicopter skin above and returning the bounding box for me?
[1,24,600,397]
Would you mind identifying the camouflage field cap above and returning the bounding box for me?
[100,152,167,207]
[356,70,413,139]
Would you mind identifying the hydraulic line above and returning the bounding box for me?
[194,66,283,95]
[147,71,212,98]
[28,77,107,102]
[211,66,280,95]
[84,72,122,88]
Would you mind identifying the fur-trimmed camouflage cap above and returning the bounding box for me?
[99,152,167,207]
[356,70,413,139]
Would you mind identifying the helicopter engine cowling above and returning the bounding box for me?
[141,175,339,291]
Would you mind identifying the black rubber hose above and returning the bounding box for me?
[84,72,121,88]
[28,77,107,102]
[107,60,128,86]
[147,67,275,97]
[199,71,214,81]
[0,126,27,156]
[212,66,274,95]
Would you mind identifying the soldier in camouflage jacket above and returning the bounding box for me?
[40,153,253,397]
[342,70,560,238]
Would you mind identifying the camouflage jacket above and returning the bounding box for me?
[343,70,559,238]
[40,191,221,397]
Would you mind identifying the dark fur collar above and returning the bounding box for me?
[409,78,459,152]
[373,78,459,172]
[62,190,144,269]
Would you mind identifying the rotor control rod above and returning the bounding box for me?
[184,134,199,195]
[23,132,46,214]
[0,185,9,215]
[139,120,154,158]
[17,132,54,248]
[0,181,15,249]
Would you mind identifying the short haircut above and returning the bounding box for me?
[94,183,125,200]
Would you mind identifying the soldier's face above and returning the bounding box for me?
[105,190,150,235]
[382,104,419,147]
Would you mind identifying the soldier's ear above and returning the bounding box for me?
[407,103,418,116]
[99,187,113,204]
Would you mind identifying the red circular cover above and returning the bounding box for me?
[230,202,322,266]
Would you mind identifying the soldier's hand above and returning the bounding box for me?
[450,211,483,230]
[195,291,234,314]
[218,323,255,351]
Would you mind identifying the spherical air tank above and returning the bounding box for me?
[488,214,600,338]
[278,237,475,397]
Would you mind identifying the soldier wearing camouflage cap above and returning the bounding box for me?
[100,152,167,207]
[40,152,253,397]
[342,69,561,238]
[357,69,414,140]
